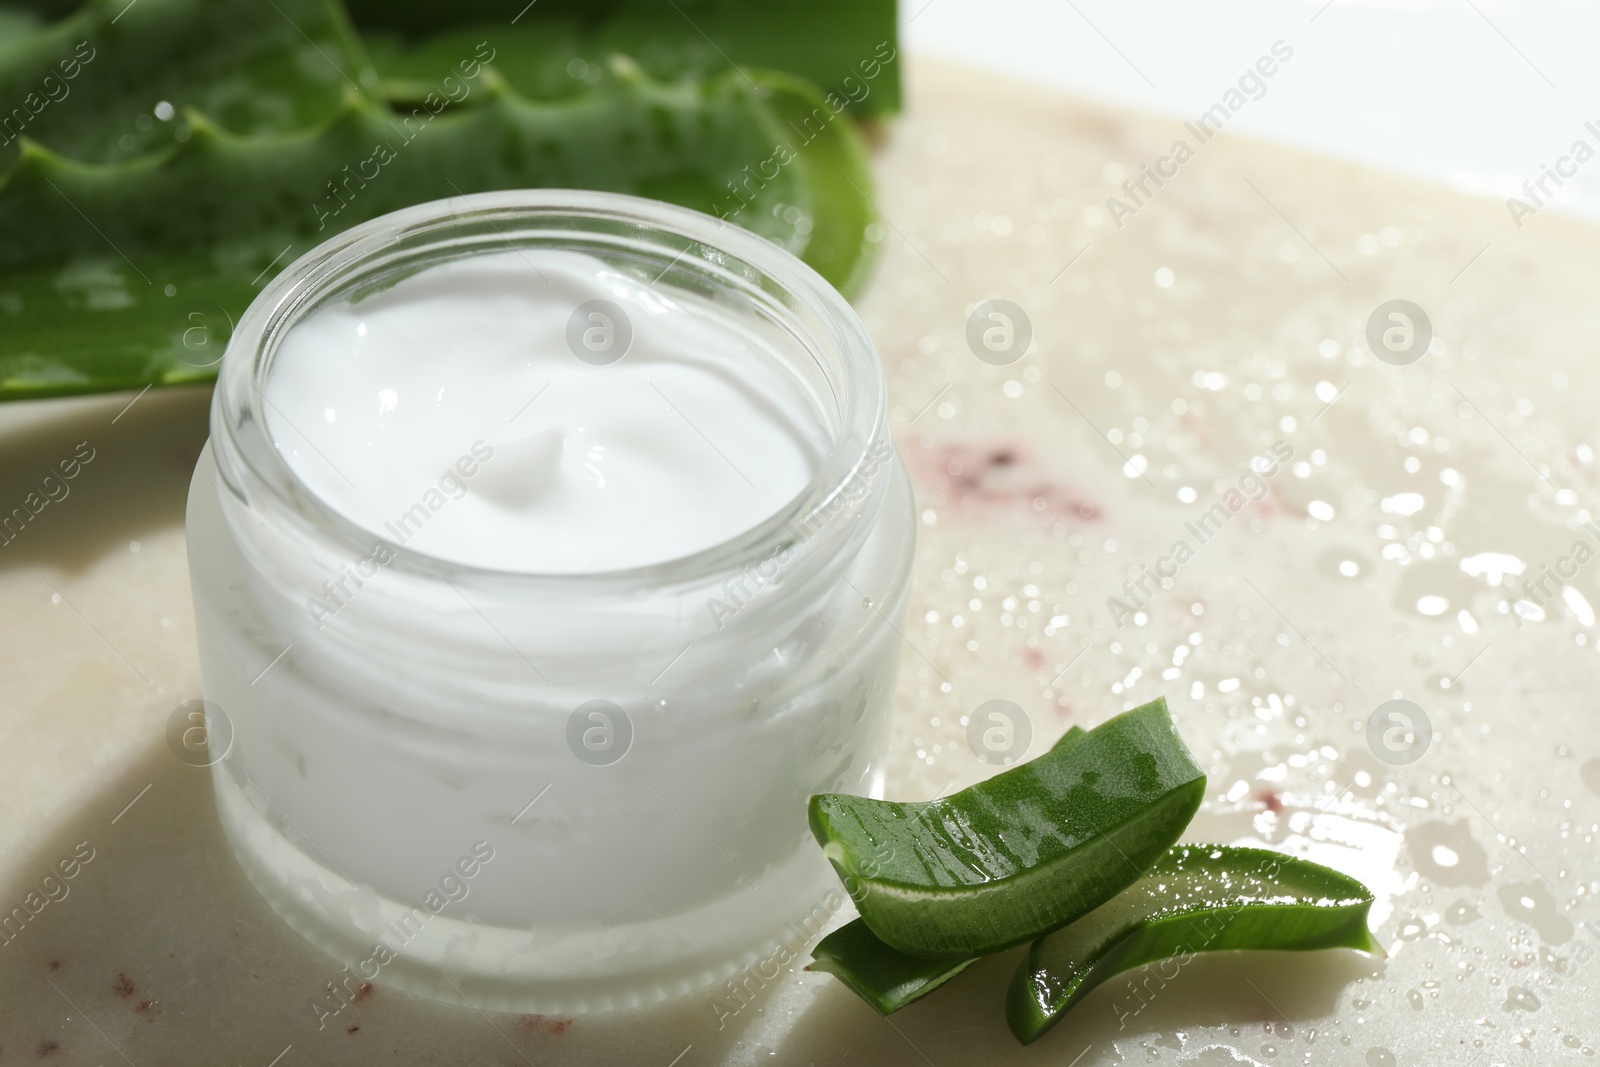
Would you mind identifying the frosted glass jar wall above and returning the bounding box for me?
[185,191,916,1012]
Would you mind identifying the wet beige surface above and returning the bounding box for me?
[2,57,1598,1064]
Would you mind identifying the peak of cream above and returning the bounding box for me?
[263,250,828,573]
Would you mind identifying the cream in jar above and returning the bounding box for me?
[264,250,827,573]
[187,192,915,1012]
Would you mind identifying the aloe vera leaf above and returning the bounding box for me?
[1052,724,1087,751]
[361,25,591,105]
[0,66,816,400]
[0,0,77,18]
[805,731,1085,1014]
[360,52,883,293]
[740,69,880,297]
[808,919,976,1015]
[0,0,374,168]
[346,0,901,115]
[0,8,44,39]
[0,71,806,267]
[1007,845,1381,1045]
[802,727,1096,1015]
[809,699,1207,960]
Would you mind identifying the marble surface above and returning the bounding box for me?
[2,56,1599,1065]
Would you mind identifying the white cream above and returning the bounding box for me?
[190,201,915,1012]
[263,250,827,573]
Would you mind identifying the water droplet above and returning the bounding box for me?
[1382,492,1426,516]
[1497,882,1574,943]
[1580,758,1600,799]
[1318,548,1371,582]
[1416,594,1449,616]
[1502,986,1541,1012]
[1408,820,1489,886]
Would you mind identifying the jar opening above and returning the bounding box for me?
[213,190,887,588]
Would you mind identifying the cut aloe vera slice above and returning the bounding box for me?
[1007,845,1381,1044]
[808,919,976,1015]
[806,725,1093,1015]
[809,699,1206,960]
[1052,724,1086,750]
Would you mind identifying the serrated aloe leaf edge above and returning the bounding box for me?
[0,0,374,169]
[0,0,884,401]
[0,67,870,399]
[342,0,901,116]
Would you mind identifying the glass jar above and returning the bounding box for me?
[185,190,915,1014]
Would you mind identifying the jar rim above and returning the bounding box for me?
[212,189,887,590]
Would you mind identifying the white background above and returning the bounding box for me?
[905,0,1600,219]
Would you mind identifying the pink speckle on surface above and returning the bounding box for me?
[515,1014,573,1036]
[901,438,1101,524]
[1256,788,1285,815]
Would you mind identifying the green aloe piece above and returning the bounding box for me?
[808,919,976,1015]
[743,69,879,298]
[349,56,883,290]
[348,0,900,115]
[0,8,44,38]
[0,0,374,167]
[0,0,889,401]
[809,699,1206,960]
[0,65,828,400]
[0,70,804,267]
[1053,724,1087,750]
[0,0,78,18]
[1007,845,1381,1045]
[804,726,1089,1016]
